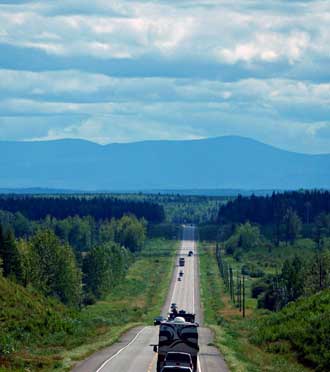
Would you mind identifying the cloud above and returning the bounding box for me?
[1,69,330,153]
[0,0,330,153]
[0,0,329,73]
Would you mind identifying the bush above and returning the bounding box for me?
[241,263,265,278]
[251,280,269,298]
[253,289,330,371]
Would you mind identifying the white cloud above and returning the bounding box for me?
[215,31,310,64]
[0,0,328,64]
[0,0,330,153]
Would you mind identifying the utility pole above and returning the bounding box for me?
[242,275,246,318]
[239,276,242,312]
[229,267,234,303]
[236,270,240,307]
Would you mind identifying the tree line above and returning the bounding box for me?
[0,209,147,253]
[0,213,147,307]
[218,190,330,225]
[215,191,330,245]
[0,195,165,223]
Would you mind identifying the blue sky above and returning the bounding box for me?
[0,0,330,153]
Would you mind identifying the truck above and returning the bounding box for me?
[179,257,185,267]
[168,310,195,323]
[153,311,199,372]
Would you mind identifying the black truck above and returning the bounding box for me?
[153,310,199,372]
[168,309,195,323]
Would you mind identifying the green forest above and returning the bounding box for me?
[2,191,330,371]
[199,190,330,371]
[0,194,178,371]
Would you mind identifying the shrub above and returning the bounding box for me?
[253,290,330,371]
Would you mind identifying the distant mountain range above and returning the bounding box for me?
[1,136,330,191]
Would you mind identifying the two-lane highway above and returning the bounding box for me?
[167,225,197,316]
[72,226,228,372]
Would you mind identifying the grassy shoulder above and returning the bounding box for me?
[199,241,310,372]
[0,238,178,372]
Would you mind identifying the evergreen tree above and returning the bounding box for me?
[0,224,4,267]
[314,213,330,249]
[0,226,23,282]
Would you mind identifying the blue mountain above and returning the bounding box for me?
[1,136,330,190]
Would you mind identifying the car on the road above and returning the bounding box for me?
[179,270,184,277]
[178,277,182,281]
[154,316,165,326]
[161,367,192,372]
[164,352,193,369]
[188,251,193,256]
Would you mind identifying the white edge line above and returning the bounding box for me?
[95,327,146,372]
[197,355,202,372]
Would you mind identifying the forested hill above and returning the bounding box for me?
[1,136,330,190]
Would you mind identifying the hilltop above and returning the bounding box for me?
[1,136,330,190]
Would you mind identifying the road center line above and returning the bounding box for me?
[95,327,146,372]
[192,239,195,315]
[147,352,157,372]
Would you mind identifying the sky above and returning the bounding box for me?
[0,0,330,153]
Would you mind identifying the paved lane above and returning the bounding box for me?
[72,225,228,372]
[168,225,196,316]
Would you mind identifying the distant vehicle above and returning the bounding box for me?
[178,277,182,281]
[179,270,184,277]
[188,251,193,257]
[164,352,193,369]
[154,316,166,326]
[171,303,177,309]
[179,257,185,267]
[161,367,192,372]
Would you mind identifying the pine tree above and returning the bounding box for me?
[0,226,23,282]
[0,225,4,267]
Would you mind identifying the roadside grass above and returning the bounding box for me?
[59,238,178,371]
[199,241,310,372]
[0,238,178,372]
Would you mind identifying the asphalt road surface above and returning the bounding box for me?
[72,225,228,372]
